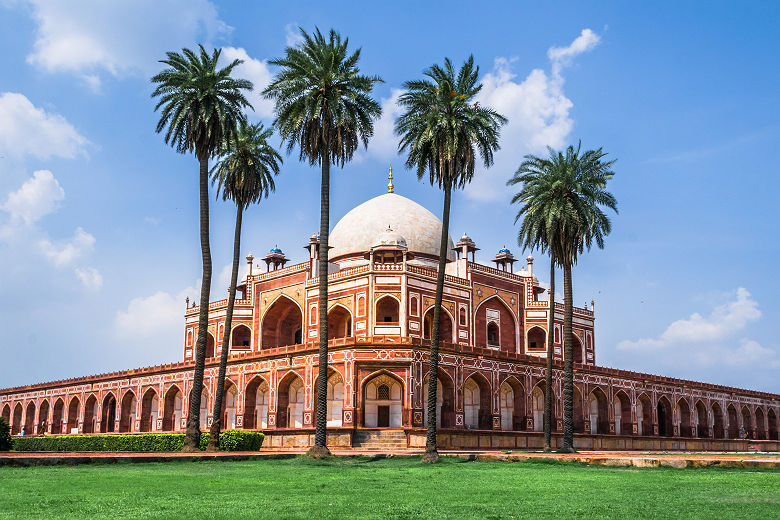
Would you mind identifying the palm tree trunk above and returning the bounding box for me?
[561,261,575,452]
[207,203,244,451]
[312,155,331,455]
[184,155,213,451]
[544,257,555,451]
[423,181,452,463]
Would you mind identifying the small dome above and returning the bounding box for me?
[499,246,510,254]
[372,226,407,250]
[269,245,282,253]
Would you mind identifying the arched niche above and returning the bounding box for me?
[588,387,609,434]
[244,376,269,430]
[527,326,546,352]
[636,394,653,436]
[101,393,116,433]
[38,399,50,434]
[695,400,709,438]
[51,399,64,435]
[277,372,304,428]
[119,391,136,433]
[423,306,454,344]
[657,396,673,437]
[83,395,98,434]
[327,305,352,340]
[231,324,252,350]
[423,369,456,428]
[375,296,400,325]
[313,370,345,427]
[677,398,692,437]
[499,377,525,431]
[712,402,725,439]
[262,296,303,348]
[67,397,80,434]
[140,388,159,432]
[474,296,517,352]
[363,372,403,427]
[613,391,631,435]
[162,386,183,431]
[463,373,491,430]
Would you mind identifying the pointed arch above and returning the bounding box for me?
[657,395,673,437]
[205,332,216,359]
[37,399,50,434]
[463,372,492,430]
[51,398,64,435]
[571,332,584,364]
[67,396,80,434]
[83,394,98,434]
[474,295,518,352]
[327,304,353,340]
[422,305,455,344]
[588,387,609,434]
[499,375,526,431]
[531,381,555,432]
[24,401,36,435]
[362,370,404,427]
[677,397,692,437]
[376,295,400,325]
[636,393,653,436]
[140,388,158,432]
[101,393,116,433]
[313,368,345,427]
[244,375,269,429]
[11,403,23,435]
[526,326,546,352]
[695,400,709,438]
[712,401,725,439]
[613,390,631,435]
[727,403,739,438]
[119,390,137,433]
[189,385,209,430]
[230,324,253,350]
[277,371,305,428]
[572,384,585,433]
[741,405,753,438]
[768,408,778,440]
[423,368,456,428]
[754,407,765,440]
[261,294,303,348]
[162,385,183,431]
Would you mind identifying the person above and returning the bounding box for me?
[20,426,25,437]
[739,426,746,439]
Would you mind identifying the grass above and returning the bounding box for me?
[0,456,778,519]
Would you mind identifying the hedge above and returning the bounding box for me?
[11,430,263,452]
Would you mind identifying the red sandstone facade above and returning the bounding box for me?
[1,190,778,450]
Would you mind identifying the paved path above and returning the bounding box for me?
[1,449,779,468]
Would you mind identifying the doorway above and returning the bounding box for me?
[377,406,390,427]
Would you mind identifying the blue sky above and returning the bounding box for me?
[1,1,778,393]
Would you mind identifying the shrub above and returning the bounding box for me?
[0,417,11,451]
[12,430,263,453]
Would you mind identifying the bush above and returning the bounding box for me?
[12,430,263,453]
[0,417,11,451]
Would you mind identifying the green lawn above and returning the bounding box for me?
[0,457,778,519]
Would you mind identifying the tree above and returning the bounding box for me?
[508,153,568,451]
[0,417,11,451]
[151,46,252,451]
[263,27,382,457]
[510,143,617,453]
[206,122,282,451]
[396,56,506,462]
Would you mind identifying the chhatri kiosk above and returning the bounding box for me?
[2,174,778,450]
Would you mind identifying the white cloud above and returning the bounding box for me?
[366,88,403,160]
[548,28,601,75]
[220,47,274,119]
[466,29,601,201]
[618,287,761,350]
[0,93,89,160]
[285,23,304,47]
[13,0,229,85]
[39,226,96,267]
[75,266,103,290]
[1,169,64,224]
[114,285,196,339]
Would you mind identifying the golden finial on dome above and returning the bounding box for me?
[387,165,394,193]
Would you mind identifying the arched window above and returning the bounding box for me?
[377,384,390,401]
[459,306,467,326]
[409,296,419,317]
[357,296,366,316]
[487,322,499,346]
[262,296,303,349]
[376,296,399,324]
[231,325,252,349]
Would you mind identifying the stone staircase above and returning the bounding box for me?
[352,429,408,451]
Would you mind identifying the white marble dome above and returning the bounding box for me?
[372,226,408,250]
[329,193,455,261]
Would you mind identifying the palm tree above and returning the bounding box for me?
[508,153,567,451]
[509,143,617,453]
[263,27,382,457]
[395,56,506,462]
[151,45,252,451]
[206,122,282,451]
